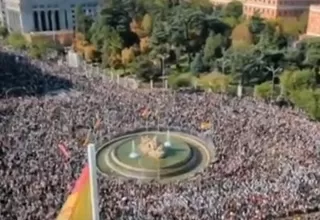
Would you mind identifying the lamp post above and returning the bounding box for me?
[158,55,165,89]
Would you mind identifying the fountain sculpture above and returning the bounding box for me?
[139,136,166,159]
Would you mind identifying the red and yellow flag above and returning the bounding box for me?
[200,122,212,130]
[139,107,151,119]
[56,164,92,220]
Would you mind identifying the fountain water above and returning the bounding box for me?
[164,129,171,148]
[129,140,139,159]
[97,130,212,181]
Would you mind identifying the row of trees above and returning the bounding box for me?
[4,31,62,59]
[0,0,317,119]
[72,0,319,120]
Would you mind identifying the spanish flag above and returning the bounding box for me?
[140,107,151,119]
[56,164,92,220]
[200,122,212,130]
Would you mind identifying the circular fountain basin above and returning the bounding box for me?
[96,131,213,182]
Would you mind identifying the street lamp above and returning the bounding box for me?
[158,54,169,89]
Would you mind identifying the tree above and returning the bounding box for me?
[91,26,123,54]
[0,26,8,38]
[141,14,153,36]
[223,0,243,19]
[7,33,27,50]
[190,52,205,75]
[277,17,300,38]
[102,51,122,69]
[258,21,278,49]
[203,32,222,66]
[280,69,316,95]
[226,45,261,86]
[28,45,43,59]
[140,37,150,54]
[84,45,98,62]
[95,1,138,47]
[121,47,135,66]
[254,81,273,100]
[151,21,169,46]
[75,5,93,39]
[290,89,320,120]
[304,44,320,70]
[135,57,161,81]
[168,6,206,65]
[248,13,265,43]
[231,23,253,47]
[265,65,282,98]
[279,68,320,120]
[198,72,231,93]
[222,16,239,28]
[130,19,145,38]
[190,0,211,9]
[283,47,305,70]
[169,73,195,89]
[297,11,308,34]
[215,48,230,74]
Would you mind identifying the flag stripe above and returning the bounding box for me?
[58,143,70,159]
[57,164,92,220]
[72,164,89,193]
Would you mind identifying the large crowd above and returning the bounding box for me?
[0,48,320,220]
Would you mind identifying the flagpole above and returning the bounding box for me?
[87,143,100,220]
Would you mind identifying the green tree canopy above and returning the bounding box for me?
[203,32,223,66]
[190,52,205,75]
[223,1,243,19]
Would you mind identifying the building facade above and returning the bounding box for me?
[244,0,320,19]
[306,5,320,36]
[0,0,6,26]
[3,0,99,33]
[211,0,241,5]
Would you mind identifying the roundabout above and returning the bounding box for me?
[96,130,213,181]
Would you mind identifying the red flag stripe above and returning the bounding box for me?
[58,143,70,159]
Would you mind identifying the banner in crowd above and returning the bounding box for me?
[200,122,212,130]
[139,107,151,118]
[56,164,92,220]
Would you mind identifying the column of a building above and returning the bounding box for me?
[44,10,50,31]
[5,9,10,31]
[12,10,16,32]
[18,10,23,32]
[51,10,56,31]
[59,9,65,30]
[7,10,11,31]
[8,10,13,32]
[11,10,15,32]
[37,10,43,31]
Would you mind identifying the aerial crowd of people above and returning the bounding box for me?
[0,47,320,220]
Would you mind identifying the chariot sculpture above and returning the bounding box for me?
[139,136,166,159]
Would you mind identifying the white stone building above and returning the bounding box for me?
[2,0,99,33]
[0,0,7,26]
